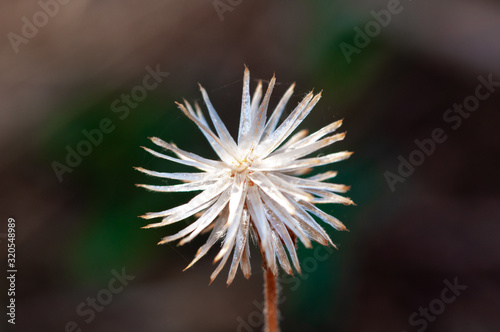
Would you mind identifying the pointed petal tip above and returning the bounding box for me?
[178,237,192,246]
[344,198,356,206]
[184,256,202,271]
[337,197,354,206]
[226,278,234,286]
[149,136,163,144]
[326,237,336,247]
[142,223,156,229]
[318,238,329,246]
[213,250,225,263]
[139,213,159,220]
[326,132,346,143]
[143,220,166,228]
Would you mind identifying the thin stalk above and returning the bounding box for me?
[263,267,279,332]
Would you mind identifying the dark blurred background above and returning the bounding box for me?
[1,0,500,331]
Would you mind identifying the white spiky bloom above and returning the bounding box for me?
[136,67,353,284]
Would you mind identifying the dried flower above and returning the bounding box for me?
[136,67,353,285]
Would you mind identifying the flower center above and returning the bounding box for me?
[233,158,252,172]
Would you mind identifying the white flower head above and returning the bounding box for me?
[136,67,354,284]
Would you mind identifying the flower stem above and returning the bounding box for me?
[263,267,280,332]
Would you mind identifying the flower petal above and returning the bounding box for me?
[282,119,343,152]
[210,243,233,284]
[239,234,252,279]
[245,186,273,266]
[142,177,231,227]
[250,80,263,118]
[157,189,231,245]
[307,171,338,182]
[134,167,213,182]
[265,172,313,202]
[237,66,252,146]
[142,146,216,172]
[265,208,301,274]
[272,129,308,154]
[135,178,218,193]
[275,173,350,193]
[248,171,295,214]
[183,209,229,271]
[199,84,238,149]
[177,191,231,245]
[261,83,295,141]
[260,191,311,249]
[287,195,335,247]
[240,74,276,155]
[252,151,353,172]
[214,173,249,262]
[265,132,346,163]
[305,188,354,205]
[150,137,223,169]
[298,199,348,231]
[272,231,293,275]
[176,102,237,163]
[227,209,250,285]
[255,91,320,159]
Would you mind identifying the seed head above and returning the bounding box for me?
[136,67,353,284]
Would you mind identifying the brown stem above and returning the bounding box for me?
[263,267,280,332]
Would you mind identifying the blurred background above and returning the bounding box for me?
[1,0,500,331]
